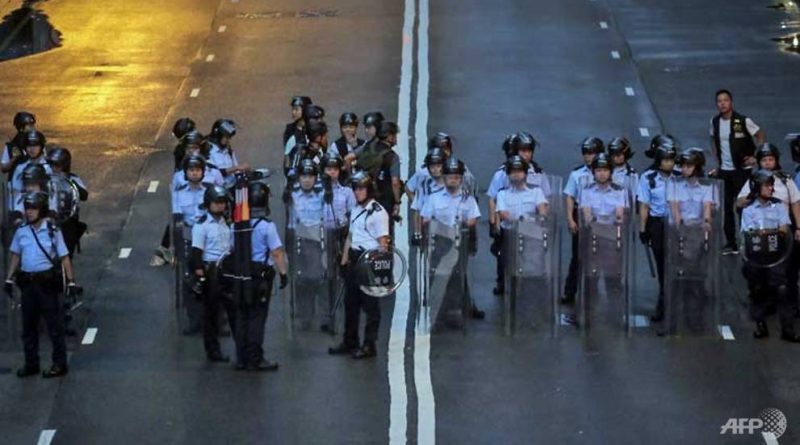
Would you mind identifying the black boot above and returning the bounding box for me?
[328,342,356,355]
[650,299,664,322]
[753,322,769,339]
[780,329,800,343]
[16,365,40,378]
[41,365,68,378]
[352,343,377,359]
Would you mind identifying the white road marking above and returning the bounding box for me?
[205,54,215,62]
[610,50,620,59]
[414,0,436,444]
[599,21,608,29]
[147,180,159,193]
[719,325,735,341]
[633,315,650,328]
[639,127,650,137]
[625,86,635,96]
[762,432,780,445]
[388,0,415,442]
[37,430,56,445]
[190,88,200,98]
[81,327,98,345]
[218,25,227,33]
[119,248,132,259]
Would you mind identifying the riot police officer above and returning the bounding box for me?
[172,117,196,141]
[11,131,50,209]
[208,119,249,184]
[411,147,447,243]
[284,96,312,146]
[607,136,638,187]
[488,132,549,295]
[173,129,206,171]
[236,182,288,371]
[289,159,325,228]
[637,135,679,321]
[407,132,477,202]
[46,147,89,257]
[330,112,364,158]
[2,111,36,174]
[329,170,390,359]
[5,191,78,378]
[495,155,549,228]
[562,137,604,303]
[354,121,402,228]
[284,104,325,156]
[362,111,385,144]
[740,169,800,342]
[191,185,236,362]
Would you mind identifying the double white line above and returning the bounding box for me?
[390,0,434,443]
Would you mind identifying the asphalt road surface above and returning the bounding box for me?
[1,0,799,444]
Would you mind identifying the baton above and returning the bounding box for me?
[645,241,657,278]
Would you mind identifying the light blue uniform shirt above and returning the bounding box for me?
[323,182,356,229]
[496,185,548,229]
[794,169,800,190]
[172,183,206,227]
[563,165,592,200]
[668,179,713,221]
[637,169,672,217]
[290,186,324,228]
[410,165,477,196]
[580,182,626,222]
[10,221,69,272]
[411,176,444,212]
[250,217,283,265]
[191,213,232,262]
[741,199,791,231]
[487,166,551,199]
[612,165,638,189]
[420,188,481,226]
[171,167,224,189]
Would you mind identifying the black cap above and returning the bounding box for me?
[580,137,605,155]
[291,96,313,107]
[339,112,358,127]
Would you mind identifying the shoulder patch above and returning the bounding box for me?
[198,214,209,224]
[571,164,584,172]
[768,197,783,204]
[176,183,189,191]
[371,202,383,212]
[610,183,623,191]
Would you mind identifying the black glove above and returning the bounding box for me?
[4,279,13,298]
[639,231,650,245]
[279,273,288,289]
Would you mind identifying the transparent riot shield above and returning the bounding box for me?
[501,174,562,336]
[419,218,469,332]
[663,178,722,336]
[576,179,633,334]
[323,226,347,335]
[47,174,79,226]
[287,211,326,332]
[740,227,793,269]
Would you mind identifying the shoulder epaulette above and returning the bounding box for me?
[198,214,209,223]
[531,161,543,174]
[572,164,584,172]
[768,197,783,204]
[176,183,189,191]
[371,202,383,212]
[626,163,636,175]
[610,183,623,191]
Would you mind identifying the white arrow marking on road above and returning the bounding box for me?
[82,327,98,345]
[625,87,635,96]
[119,248,132,259]
[599,21,608,29]
[719,325,735,341]
[611,50,620,59]
[37,430,56,445]
[639,127,650,137]
[147,180,159,193]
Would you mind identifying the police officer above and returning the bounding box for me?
[46,147,89,256]
[284,104,325,156]
[362,111,384,144]
[562,137,604,303]
[411,147,446,243]
[11,131,50,210]
[495,155,549,228]
[637,135,679,321]
[289,159,325,228]
[5,191,78,378]
[353,121,402,229]
[208,119,249,185]
[580,154,626,225]
[191,185,236,362]
[740,169,800,342]
[420,157,482,323]
[172,117,196,141]
[284,96,312,146]
[329,170,390,359]
[330,112,364,158]
[173,129,206,171]
[488,132,549,295]
[13,164,49,217]
[2,111,36,174]
[607,136,638,188]
[236,182,289,371]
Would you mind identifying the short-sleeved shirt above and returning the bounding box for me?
[737,172,800,208]
[290,186,324,229]
[191,214,232,262]
[323,182,356,228]
[637,169,673,217]
[411,176,444,212]
[612,165,638,189]
[250,217,283,265]
[563,165,592,200]
[349,199,390,251]
[420,188,481,226]
[709,117,760,171]
[668,179,713,221]
[172,183,206,226]
[487,166,551,200]
[10,221,68,272]
[496,185,548,229]
[741,199,790,231]
[208,142,238,171]
[580,182,626,222]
